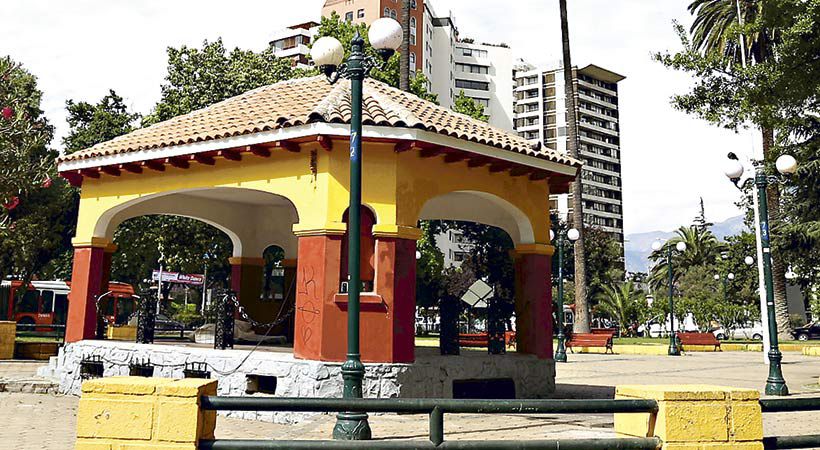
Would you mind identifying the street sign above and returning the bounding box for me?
[151,270,205,286]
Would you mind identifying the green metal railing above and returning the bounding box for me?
[760,397,820,449]
[199,397,661,450]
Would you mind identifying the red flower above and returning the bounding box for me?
[1,106,12,120]
[3,196,19,210]
[42,177,53,188]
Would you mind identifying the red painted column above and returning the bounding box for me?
[371,237,417,363]
[293,233,346,361]
[513,246,554,359]
[65,242,113,343]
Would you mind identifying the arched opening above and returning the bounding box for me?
[340,207,377,293]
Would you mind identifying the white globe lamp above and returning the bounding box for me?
[724,159,744,180]
[744,256,755,266]
[651,241,662,252]
[567,228,580,242]
[312,36,344,75]
[368,18,403,59]
[775,154,797,175]
[676,241,687,252]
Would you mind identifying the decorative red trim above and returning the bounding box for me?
[249,145,271,157]
[419,146,442,158]
[467,157,490,168]
[192,154,215,165]
[59,171,83,187]
[317,135,333,151]
[80,168,100,179]
[120,163,142,174]
[394,140,417,153]
[218,149,242,161]
[510,166,531,177]
[166,156,190,169]
[100,166,121,177]
[443,150,468,163]
[144,160,165,172]
[274,141,301,153]
[489,162,510,173]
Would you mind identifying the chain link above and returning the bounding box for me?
[228,294,295,329]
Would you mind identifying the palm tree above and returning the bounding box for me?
[687,0,791,337]
[596,281,644,336]
[399,0,411,91]
[648,226,725,292]
[559,0,590,333]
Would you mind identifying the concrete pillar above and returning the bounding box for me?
[75,377,216,450]
[65,239,115,343]
[292,226,420,363]
[228,257,265,322]
[615,385,764,450]
[513,244,554,359]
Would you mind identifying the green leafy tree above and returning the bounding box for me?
[0,56,74,283]
[315,12,437,103]
[452,91,488,122]
[63,90,140,154]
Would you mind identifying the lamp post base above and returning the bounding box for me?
[764,350,789,396]
[332,412,372,440]
[555,338,567,363]
[668,344,681,356]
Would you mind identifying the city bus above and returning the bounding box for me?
[0,280,137,327]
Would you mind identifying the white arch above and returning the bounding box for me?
[98,187,300,257]
[418,190,536,245]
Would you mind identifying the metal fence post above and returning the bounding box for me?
[136,291,155,344]
[214,291,235,350]
[429,406,444,446]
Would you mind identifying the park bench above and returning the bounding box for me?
[566,333,614,354]
[458,331,516,348]
[676,332,721,351]
[591,328,618,337]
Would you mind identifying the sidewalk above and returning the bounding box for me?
[0,360,58,394]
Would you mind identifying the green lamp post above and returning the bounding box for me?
[652,239,686,356]
[724,152,797,396]
[311,18,404,440]
[551,227,579,363]
[714,272,735,304]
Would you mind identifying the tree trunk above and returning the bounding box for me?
[399,0,411,91]
[761,127,792,339]
[559,0,590,333]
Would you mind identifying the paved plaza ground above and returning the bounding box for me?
[1,351,819,449]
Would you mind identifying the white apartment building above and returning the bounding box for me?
[269,21,319,69]
[513,61,626,243]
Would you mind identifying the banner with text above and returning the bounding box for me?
[151,270,205,286]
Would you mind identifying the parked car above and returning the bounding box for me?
[638,314,699,338]
[792,322,820,341]
[155,313,185,337]
[711,322,764,341]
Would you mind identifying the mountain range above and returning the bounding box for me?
[624,215,747,273]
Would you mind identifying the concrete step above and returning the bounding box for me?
[0,377,59,395]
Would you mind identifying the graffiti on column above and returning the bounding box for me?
[297,265,319,345]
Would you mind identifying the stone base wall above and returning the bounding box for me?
[45,341,555,424]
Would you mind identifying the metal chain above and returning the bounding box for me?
[228,294,295,329]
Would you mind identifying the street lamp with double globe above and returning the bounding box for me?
[311,18,404,440]
[550,227,579,362]
[652,239,687,355]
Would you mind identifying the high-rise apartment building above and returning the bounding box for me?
[513,61,626,242]
[311,0,514,130]
[270,21,320,68]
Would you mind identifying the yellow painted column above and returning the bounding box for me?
[0,321,15,359]
[614,385,763,450]
[75,377,216,450]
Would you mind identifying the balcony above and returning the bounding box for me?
[578,78,618,97]
[578,91,618,108]
[579,121,619,138]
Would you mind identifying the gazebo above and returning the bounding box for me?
[57,75,579,369]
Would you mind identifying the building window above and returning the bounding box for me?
[411,0,417,9]
[455,63,488,74]
[345,11,354,22]
[357,8,365,18]
[471,97,490,107]
[410,17,417,45]
[456,47,488,58]
[455,79,489,91]
[390,9,397,19]
[409,52,416,68]
[384,7,390,17]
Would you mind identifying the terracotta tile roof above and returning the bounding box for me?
[57,76,579,167]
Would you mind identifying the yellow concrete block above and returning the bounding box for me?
[729,402,763,441]
[76,397,155,440]
[803,346,820,356]
[156,399,202,443]
[74,440,114,450]
[662,444,702,450]
[614,410,654,438]
[700,443,763,450]
[657,402,729,442]
[158,378,217,398]
[617,385,729,401]
[82,376,173,395]
[106,325,137,341]
[117,444,196,450]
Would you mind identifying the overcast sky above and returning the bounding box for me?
[1,0,754,236]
